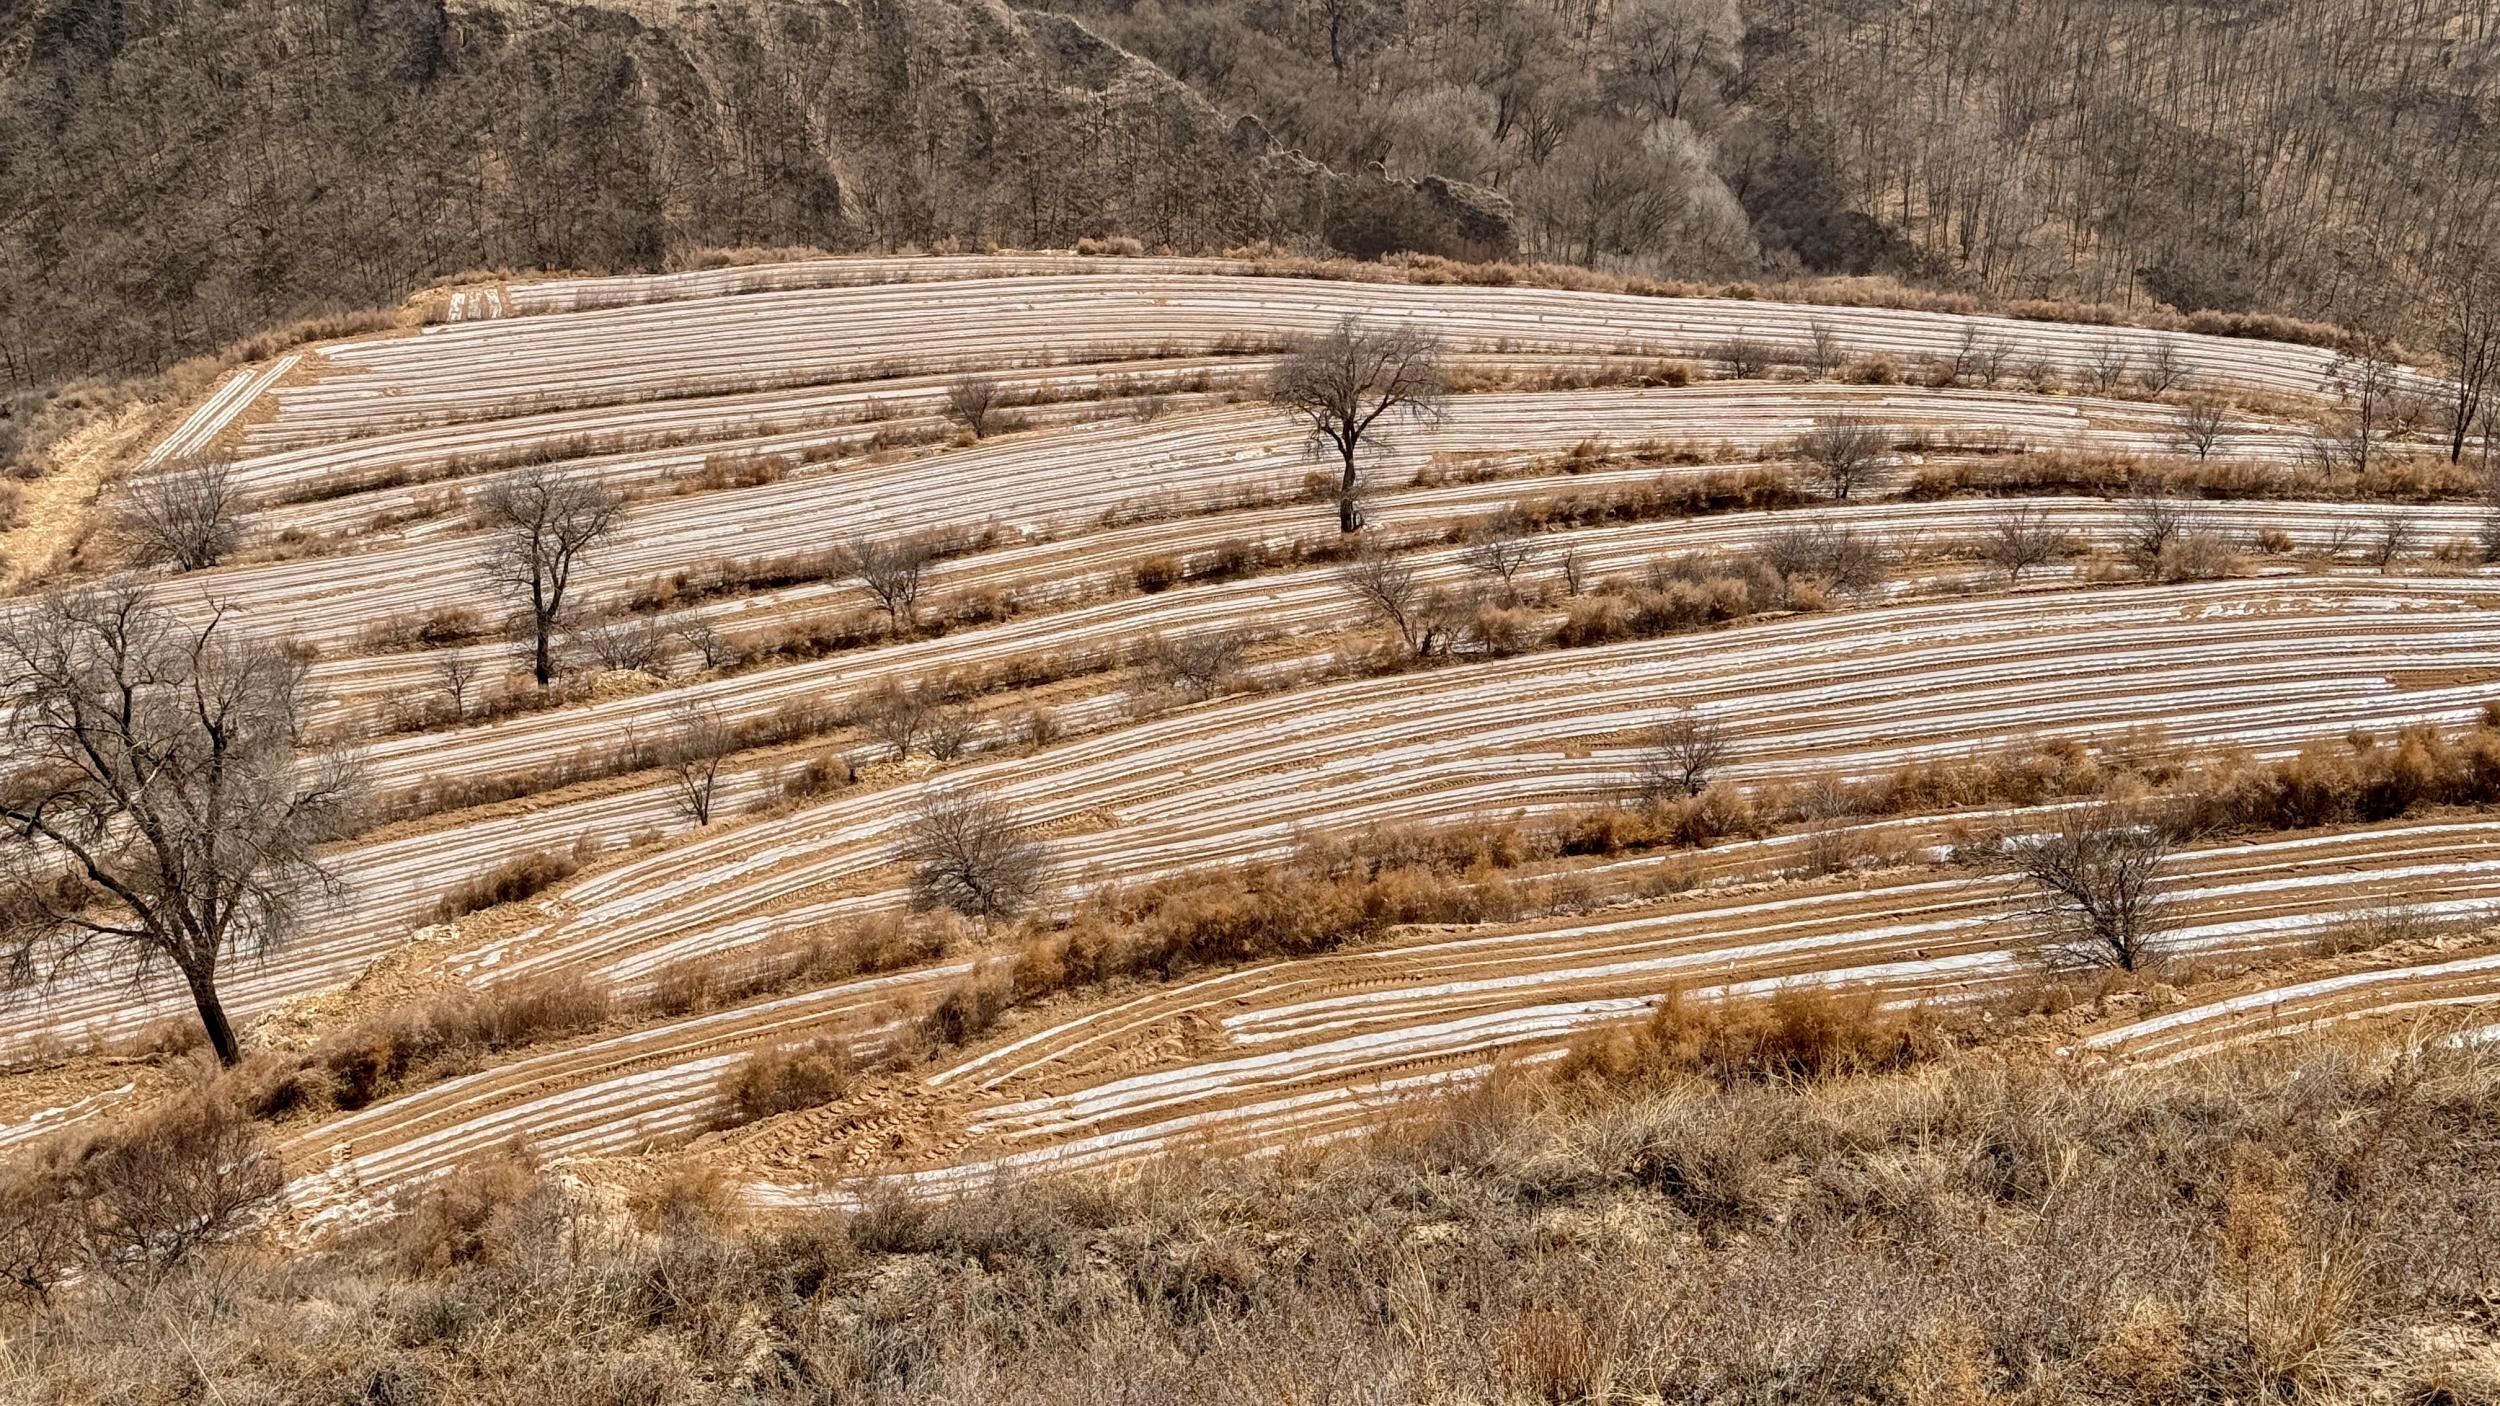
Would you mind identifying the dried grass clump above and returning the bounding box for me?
[1563,984,1945,1085]
[716,1038,851,1127]
[233,975,615,1117]
[432,843,589,921]
[0,1096,280,1299]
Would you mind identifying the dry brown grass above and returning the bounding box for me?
[7,1021,2495,1403]
[715,1038,851,1128]
[430,844,590,922]
[230,975,615,1118]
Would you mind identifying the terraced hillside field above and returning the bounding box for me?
[6,253,2497,1235]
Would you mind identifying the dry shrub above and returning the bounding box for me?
[780,750,853,800]
[235,974,614,1116]
[2169,722,2500,833]
[1,1097,281,1293]
[716,1038,851,1128]
[359,604,487,652]
[381,1142,555,1273]
[905,790,1051,919]
[628,1162,742,1236]
[1565,985,1943,1086]
[432,844,587,921]
[2154,530,2239,581]
[2308,903,2452,958]
[648,914,954,1017]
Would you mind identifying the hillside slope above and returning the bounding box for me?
[0,0,1507,392]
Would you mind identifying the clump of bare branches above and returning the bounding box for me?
[1138,630,1250,702]
[1794,411,1888,501]
[1337,550,1461,657]
[0,585,362,1064]
[1761,523,1889,594]
[433,651,480,723]
[2368,511,2417,572]
[658,697,734,825]
[1995,798,2173,972]
[844,534,942,635]
[2123,488,2188,574]
[2139,337,2187,395]
[1710,338,1776,378]
[1801,320,1844,377]
[0,1097,280,1297]
[475,464,627,688]
[2173,396,2230,459]
[673,615,737,672]
[1267,316,1449,532]
[2085,338,2134,394]
[115,455,242,570]
[1977,503,2072,583]
[1461,518,1541,605]
[860,678,933,761]
[1635,707,1732,802]
[904,789,1050,919]
[945,373,1005,438]
[922,700,980,761]
[570,613,669,675]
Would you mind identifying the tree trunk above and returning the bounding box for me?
[185,970,241,1066]
[533,613,554,687]
[1337,446,1362,533]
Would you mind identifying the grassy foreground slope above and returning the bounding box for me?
[8,1004,2500,1404]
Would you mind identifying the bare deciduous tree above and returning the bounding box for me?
[1138,630,1249,701]
[904,789,1050,919]
[1558,547,1588,597]
[2322,334,2406,477]
[2139,337,2187,395]
[845,534,942,635]
[945,373,1005,438]
[1996,799,2173,972]
[1266,317,1450,533]
[673,615,737,672]
[1947,323,2010,387]
[1978,504,2072,583]
[571,613,669,675]
[115,456,242,571]
[2086,338,2134,395]
[1795,411,1888,501]
[1802,320,1844,377]
[1710,338,1775,378]
[434,650,478,722]
[860,678,931,761]
[923,700,980,761]
[2123,488,2187,573]
[1337,551,1457,657]
[0,586,362,1064]
[660,697,734,825]
[2369,511,2417,572]
[2479,459,2500,563]
[2433,241,2499,465]
[476,464,627,688]
[1461,521,1542,605]
[2173,396,2230,459]
[1636,706,1731,801]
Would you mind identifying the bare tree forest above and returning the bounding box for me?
[3,0,2495,403]
[1053,0,2499,326]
